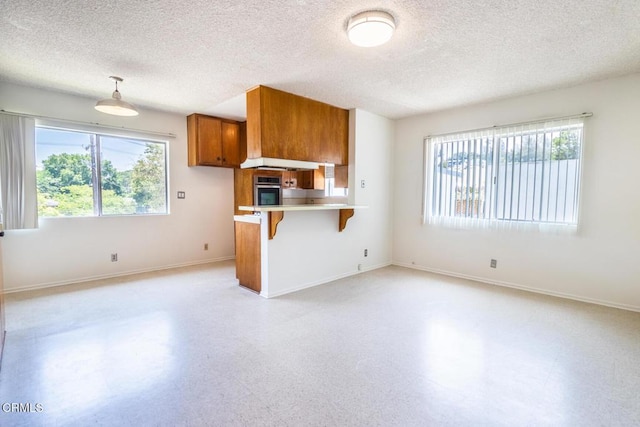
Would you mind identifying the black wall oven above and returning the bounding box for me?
[254,175,282,206]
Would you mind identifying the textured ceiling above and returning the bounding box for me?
[1,0,640,120]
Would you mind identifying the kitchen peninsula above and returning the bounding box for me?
[234,204,366,297]
[188,85,385,298]
[231,85,365,297]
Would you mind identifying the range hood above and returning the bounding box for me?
[240,157,320,170]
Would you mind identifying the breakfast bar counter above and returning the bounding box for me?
[233,204,367,297]
[238,204,366,239]
[238,203,365,212]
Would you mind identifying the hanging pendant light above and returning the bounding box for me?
[347,10,396,47]
[95,76,139,116]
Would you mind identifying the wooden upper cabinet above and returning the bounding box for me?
[246,86,349,165]
[187,113,244,168]
[221,121,240,167]
[335,165,348,188]
[299,166,325,190]
[282,171,299,188]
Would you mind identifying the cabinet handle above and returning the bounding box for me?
[223,158,226,162]
[217,157,221,161]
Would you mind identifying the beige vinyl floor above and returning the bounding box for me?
[1,260,639,426]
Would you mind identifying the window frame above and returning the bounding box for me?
[35,124,170,218]
[423,116,588,231]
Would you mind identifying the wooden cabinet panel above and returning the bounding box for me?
[235,221,261,293]
[222,121,240,167]
[335,165,348,188]
[299,167,325,190]
[245,89,263,158]
[234,168,282,215]
[234,169,254,216]
[282,171,299,188]
[300,166,347,189]
[246,86,349,165]
[327,108,349,165]
[238,121,247,168]
[187,114,244,168]
[299,170,313,189]
[188,114,221,166]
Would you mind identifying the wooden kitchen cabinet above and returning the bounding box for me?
[246,86,349,165]
[299,165,348,189]
[335,165,348,188]
[299,167,325,190]
[282,171,299,188]
[235,220,261,293]
[187,113,244,168]
[221,121,240,166]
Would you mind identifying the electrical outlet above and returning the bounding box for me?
[111,253,118,262]
[490,259,497,268]
[357,264,362,271]
[360,179,366,188]
[364,249,368,257]
[204,243,209,250]
[177,191,186,199]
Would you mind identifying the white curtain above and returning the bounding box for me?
[0,113,38,230]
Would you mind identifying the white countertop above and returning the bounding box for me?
[238,204,366,212]
[233,214,261,223]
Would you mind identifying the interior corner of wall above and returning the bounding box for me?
[348,109,357,205]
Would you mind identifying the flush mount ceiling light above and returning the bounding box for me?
[347,10,396,47]
[95,76,139,116]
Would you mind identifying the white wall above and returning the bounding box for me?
[0,82,235,292]
[265,109,394,297]
[393,73,640,311]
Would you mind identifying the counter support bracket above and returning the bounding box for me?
[339,209,355,232]
[268,211,284,240]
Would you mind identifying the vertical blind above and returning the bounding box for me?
[424,115,588,232]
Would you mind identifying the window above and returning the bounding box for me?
[426,117,585,230]
[36,126,168,217]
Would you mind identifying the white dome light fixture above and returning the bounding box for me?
[347,10,396,47]
[95,76,139,116]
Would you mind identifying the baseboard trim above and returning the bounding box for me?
[4,257,235,294]
[263,261,392,298]
[392,261,640,313]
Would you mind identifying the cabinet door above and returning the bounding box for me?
[282,171,290,188]
[282,171,298,188]
[235,221,261,292]
[222,122,240,167]
[335,165,348,188]
[313,167,325,189]
[197,116,223,166]
[299,170,313,189]
[299,168,325,189]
